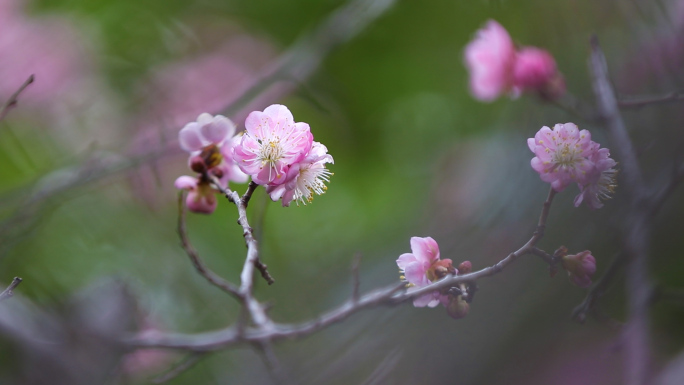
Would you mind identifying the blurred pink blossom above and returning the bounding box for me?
[528,123,595,192]
[233,104,313,185]
[513,47,565,98]
[0,0,91,105]
[175,113,248,214]
[464,20,565,101]
[396,236,456,308]
[561,250,596,288]
[464,20,516,102]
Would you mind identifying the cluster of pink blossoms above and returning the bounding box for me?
[464,20,565,102]
[233,104,333,207]
[174,113,248,213]
[175,105,333,213]
[528,123,617,209]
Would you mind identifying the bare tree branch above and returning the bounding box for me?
[177,191,241,299]
[0,75,34,122]
[0,277,22,302]
[125,187,558,352]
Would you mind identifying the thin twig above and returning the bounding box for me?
[618,91,684,109]
[352,253,362,302]
[151,353,207,384]
[0,277,22,302]
[649,159,684,216]
[253,341,289,384]
[208,176,273,330]
[0,75,34,122]
[177,191,242,299]
[572,252,626,322]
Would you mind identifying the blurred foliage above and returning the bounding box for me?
[1,0,683,384]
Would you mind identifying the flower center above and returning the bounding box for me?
[258,140,284,166]
[553,143,581,168]
[293,165,332,205]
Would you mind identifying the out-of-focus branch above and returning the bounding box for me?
[618,91,684,109]
[0,277,22,302]
[550,92,601,123]
[0,75,34,122]
[177,192,241,299]
[572,252,625,322]
[589,36,652,385]
[222,0,397,119]
[151,353,206,384]
[253,341,288,384]
[649,158,684,216]
[352,253,362,302]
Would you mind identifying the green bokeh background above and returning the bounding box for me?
[1,0,684,384]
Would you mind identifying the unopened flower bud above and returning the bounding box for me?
[457,261,472,275]
[446,295,470,320]
[189,155,207,173]
[513,47,563,99]
[561,250,596,288]
[427,259,456,281]
[212,167,224,179]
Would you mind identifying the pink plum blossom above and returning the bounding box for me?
[574,144,617,209]
[464,20,565,101]
[513,47,565,98]
[561,250,597,288]
[528,123,595,192]
[464,20,516,102]
[396,237,456,308]
[265,142,334,207]
[174,176,218,214]
[233,104,313,185]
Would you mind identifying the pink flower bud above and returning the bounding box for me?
[561,250,596,288]
[513,47,561,96]
[189,155,207,173]
[174,176,218,214]
[457,261,472,274]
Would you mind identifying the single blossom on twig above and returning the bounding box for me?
[396,236,456,308]
[233,104,313,185]
[233,104,333,206]
[528,123,595,191]
[561,250,597,288]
